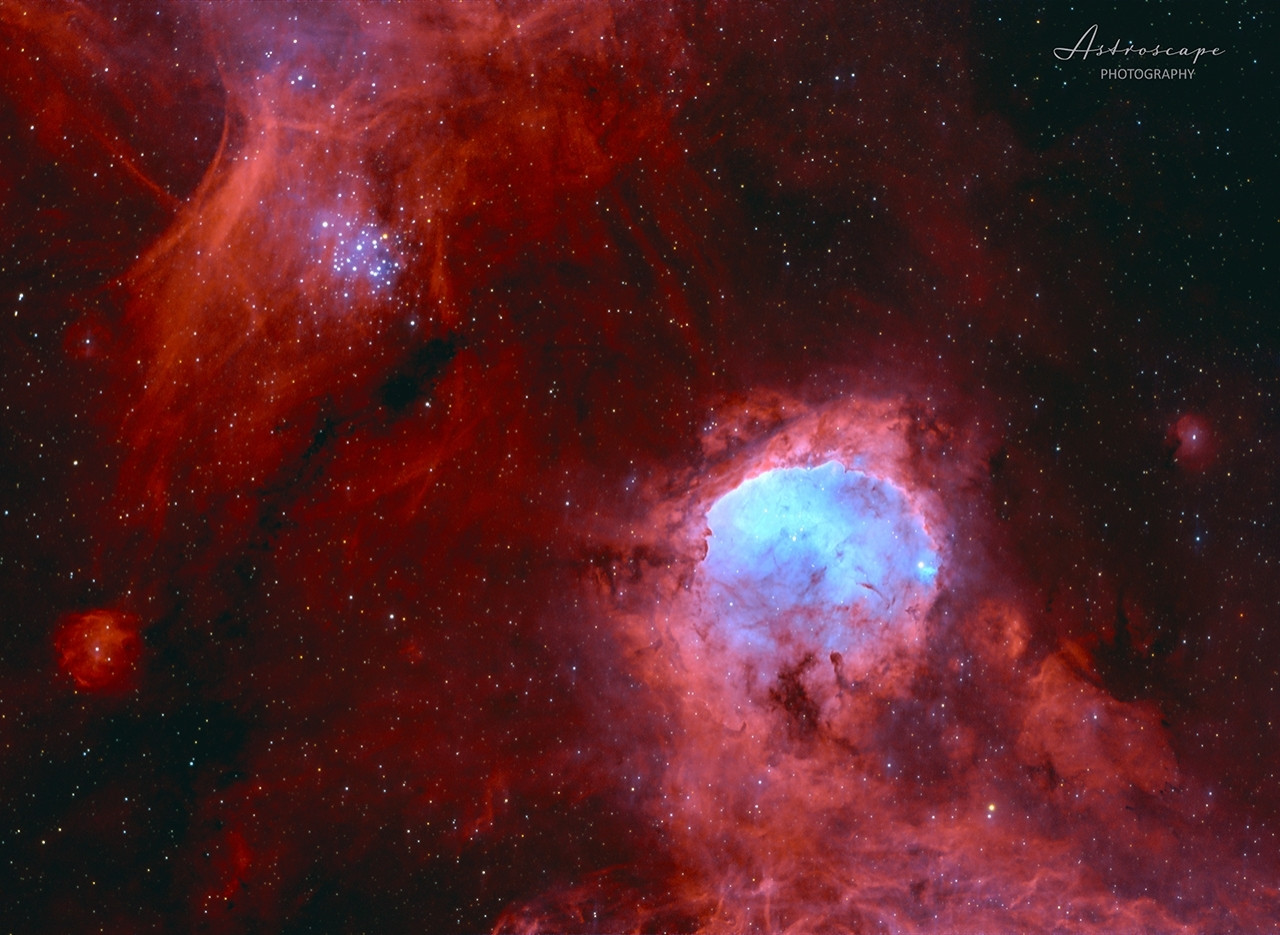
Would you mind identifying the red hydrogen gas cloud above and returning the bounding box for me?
[2,2,1276,934]
[1166,412,1215,471]
[491,393,1215,933]
[53,609,142,692]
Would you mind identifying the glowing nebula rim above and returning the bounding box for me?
[601,391,978,734]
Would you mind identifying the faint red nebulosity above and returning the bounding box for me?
[1167,412,1214,470]
[200,828,254,917]
[53,609,143,693]
[61,307,113,361]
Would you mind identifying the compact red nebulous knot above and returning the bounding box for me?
[1166,412,1214,471]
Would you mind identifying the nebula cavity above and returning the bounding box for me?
[700,462,939,666]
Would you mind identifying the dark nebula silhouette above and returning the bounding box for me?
[1,2,1276,932]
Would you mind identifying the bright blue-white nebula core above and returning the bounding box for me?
[701,461,939,660]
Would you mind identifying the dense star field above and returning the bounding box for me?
[1,2,1276,932]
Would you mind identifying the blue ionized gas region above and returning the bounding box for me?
[702,462,938,656]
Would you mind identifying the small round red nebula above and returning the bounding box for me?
[54,610,143,693]
[1167,412,1214,470]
